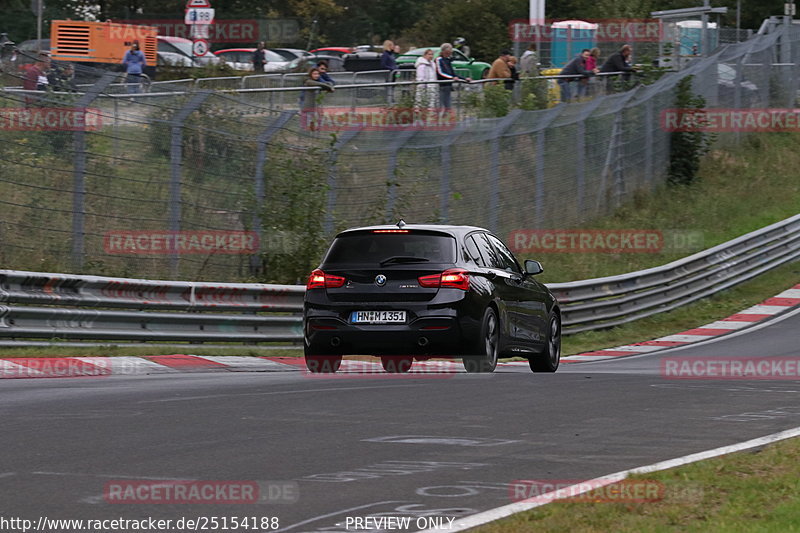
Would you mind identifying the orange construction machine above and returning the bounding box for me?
[50,20,157,75]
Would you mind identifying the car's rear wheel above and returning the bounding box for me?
[304,354,342,373]
[463,307,499,373]
[381,356,413,373]
[529,313,560,372]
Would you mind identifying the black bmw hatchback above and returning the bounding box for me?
[303,222,561,374]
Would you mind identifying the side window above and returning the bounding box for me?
[465,235,485,266]
[473,233,502,269]
[453,50,468,62]
[486,234,522,273]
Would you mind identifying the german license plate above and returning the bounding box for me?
[350,310,407,324]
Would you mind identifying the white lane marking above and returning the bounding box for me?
[72,357,178,374]
[0,472,16,479]
[189,356,299,371]
[697,321,753,330]
[739,304,792,314]
[656,334,716,343]
[363,436,520,447]
[603,345,664,353]
[0,360,46,378]
[561,355,616,362]
[569,306,800,364]
[427,425,800,532]
[775,289,800,298]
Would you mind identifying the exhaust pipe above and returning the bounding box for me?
[418,337,429,347]
[330,337,341,347]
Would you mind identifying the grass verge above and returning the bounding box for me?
[472,435,800,533]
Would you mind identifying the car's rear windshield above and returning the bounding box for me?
[323,231,456,266]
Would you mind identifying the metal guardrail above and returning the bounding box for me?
[0,215,797,344]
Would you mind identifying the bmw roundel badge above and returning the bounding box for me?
[375,274,387,287]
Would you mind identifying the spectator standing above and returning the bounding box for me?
[317,60,335,86]
[435,43,470,110]
[487,50,512,85]
[504,56,519,91]
[579,47,601,98]
[600,44,635,84]
[122,42,146,94]
[520,43,539,76]
[252,42,267,72]
[380,40,397,73]
[414,48,437,109]
[300,67,334,110]
[23,52,50,92]
[558,49,596,103]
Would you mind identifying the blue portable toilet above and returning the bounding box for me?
[676,20,718,56]
[551,20,597,68]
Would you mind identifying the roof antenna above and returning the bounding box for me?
[397,219,406,229]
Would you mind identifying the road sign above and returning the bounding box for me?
[186,0,210,7]
[185,8,215,24]
[785,3,796,16]
[192,39,209,57]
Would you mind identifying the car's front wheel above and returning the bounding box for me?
[529,313,560,372]
[463,307,499,373]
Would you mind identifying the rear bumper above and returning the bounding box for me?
[304,300,482,356]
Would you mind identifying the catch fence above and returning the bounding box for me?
[0,25,797,282]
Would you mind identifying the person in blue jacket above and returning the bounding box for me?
[122,42,147,94]
[435,43,471,109]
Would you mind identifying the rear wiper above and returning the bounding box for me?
[379,256,431,266]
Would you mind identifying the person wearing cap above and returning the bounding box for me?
[317,60,335,86]
[122,42,147,94]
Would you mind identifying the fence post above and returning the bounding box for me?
[168,91,212,277]
[324,130,360,236]
[250,111,297,275]
[488,110,522,232]
[532,105,566,228]
[644,97,654,184]
[385,130,417,222]
[439,123,468,224]
[71,72,117,271]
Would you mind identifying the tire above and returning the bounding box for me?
[381,356,413,373]
[304,354,342,373]
[463,307,499,373]
[529,313,560,372]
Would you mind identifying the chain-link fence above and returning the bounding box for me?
[0,25,797,283]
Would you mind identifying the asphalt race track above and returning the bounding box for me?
[1,309,799,532]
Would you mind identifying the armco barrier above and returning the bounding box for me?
[0,215,797,342]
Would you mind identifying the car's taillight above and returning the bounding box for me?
[417,268,469,291]
[306,269,345,289]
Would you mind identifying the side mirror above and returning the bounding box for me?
[524,259,543,276]
[469,58,475,64]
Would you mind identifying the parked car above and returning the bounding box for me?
[310,47,354,58]
[303,222,561,374]
[214,48,306,73]
[157,36,219,67]
[396,47,492,79]
[270,48,313,62]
